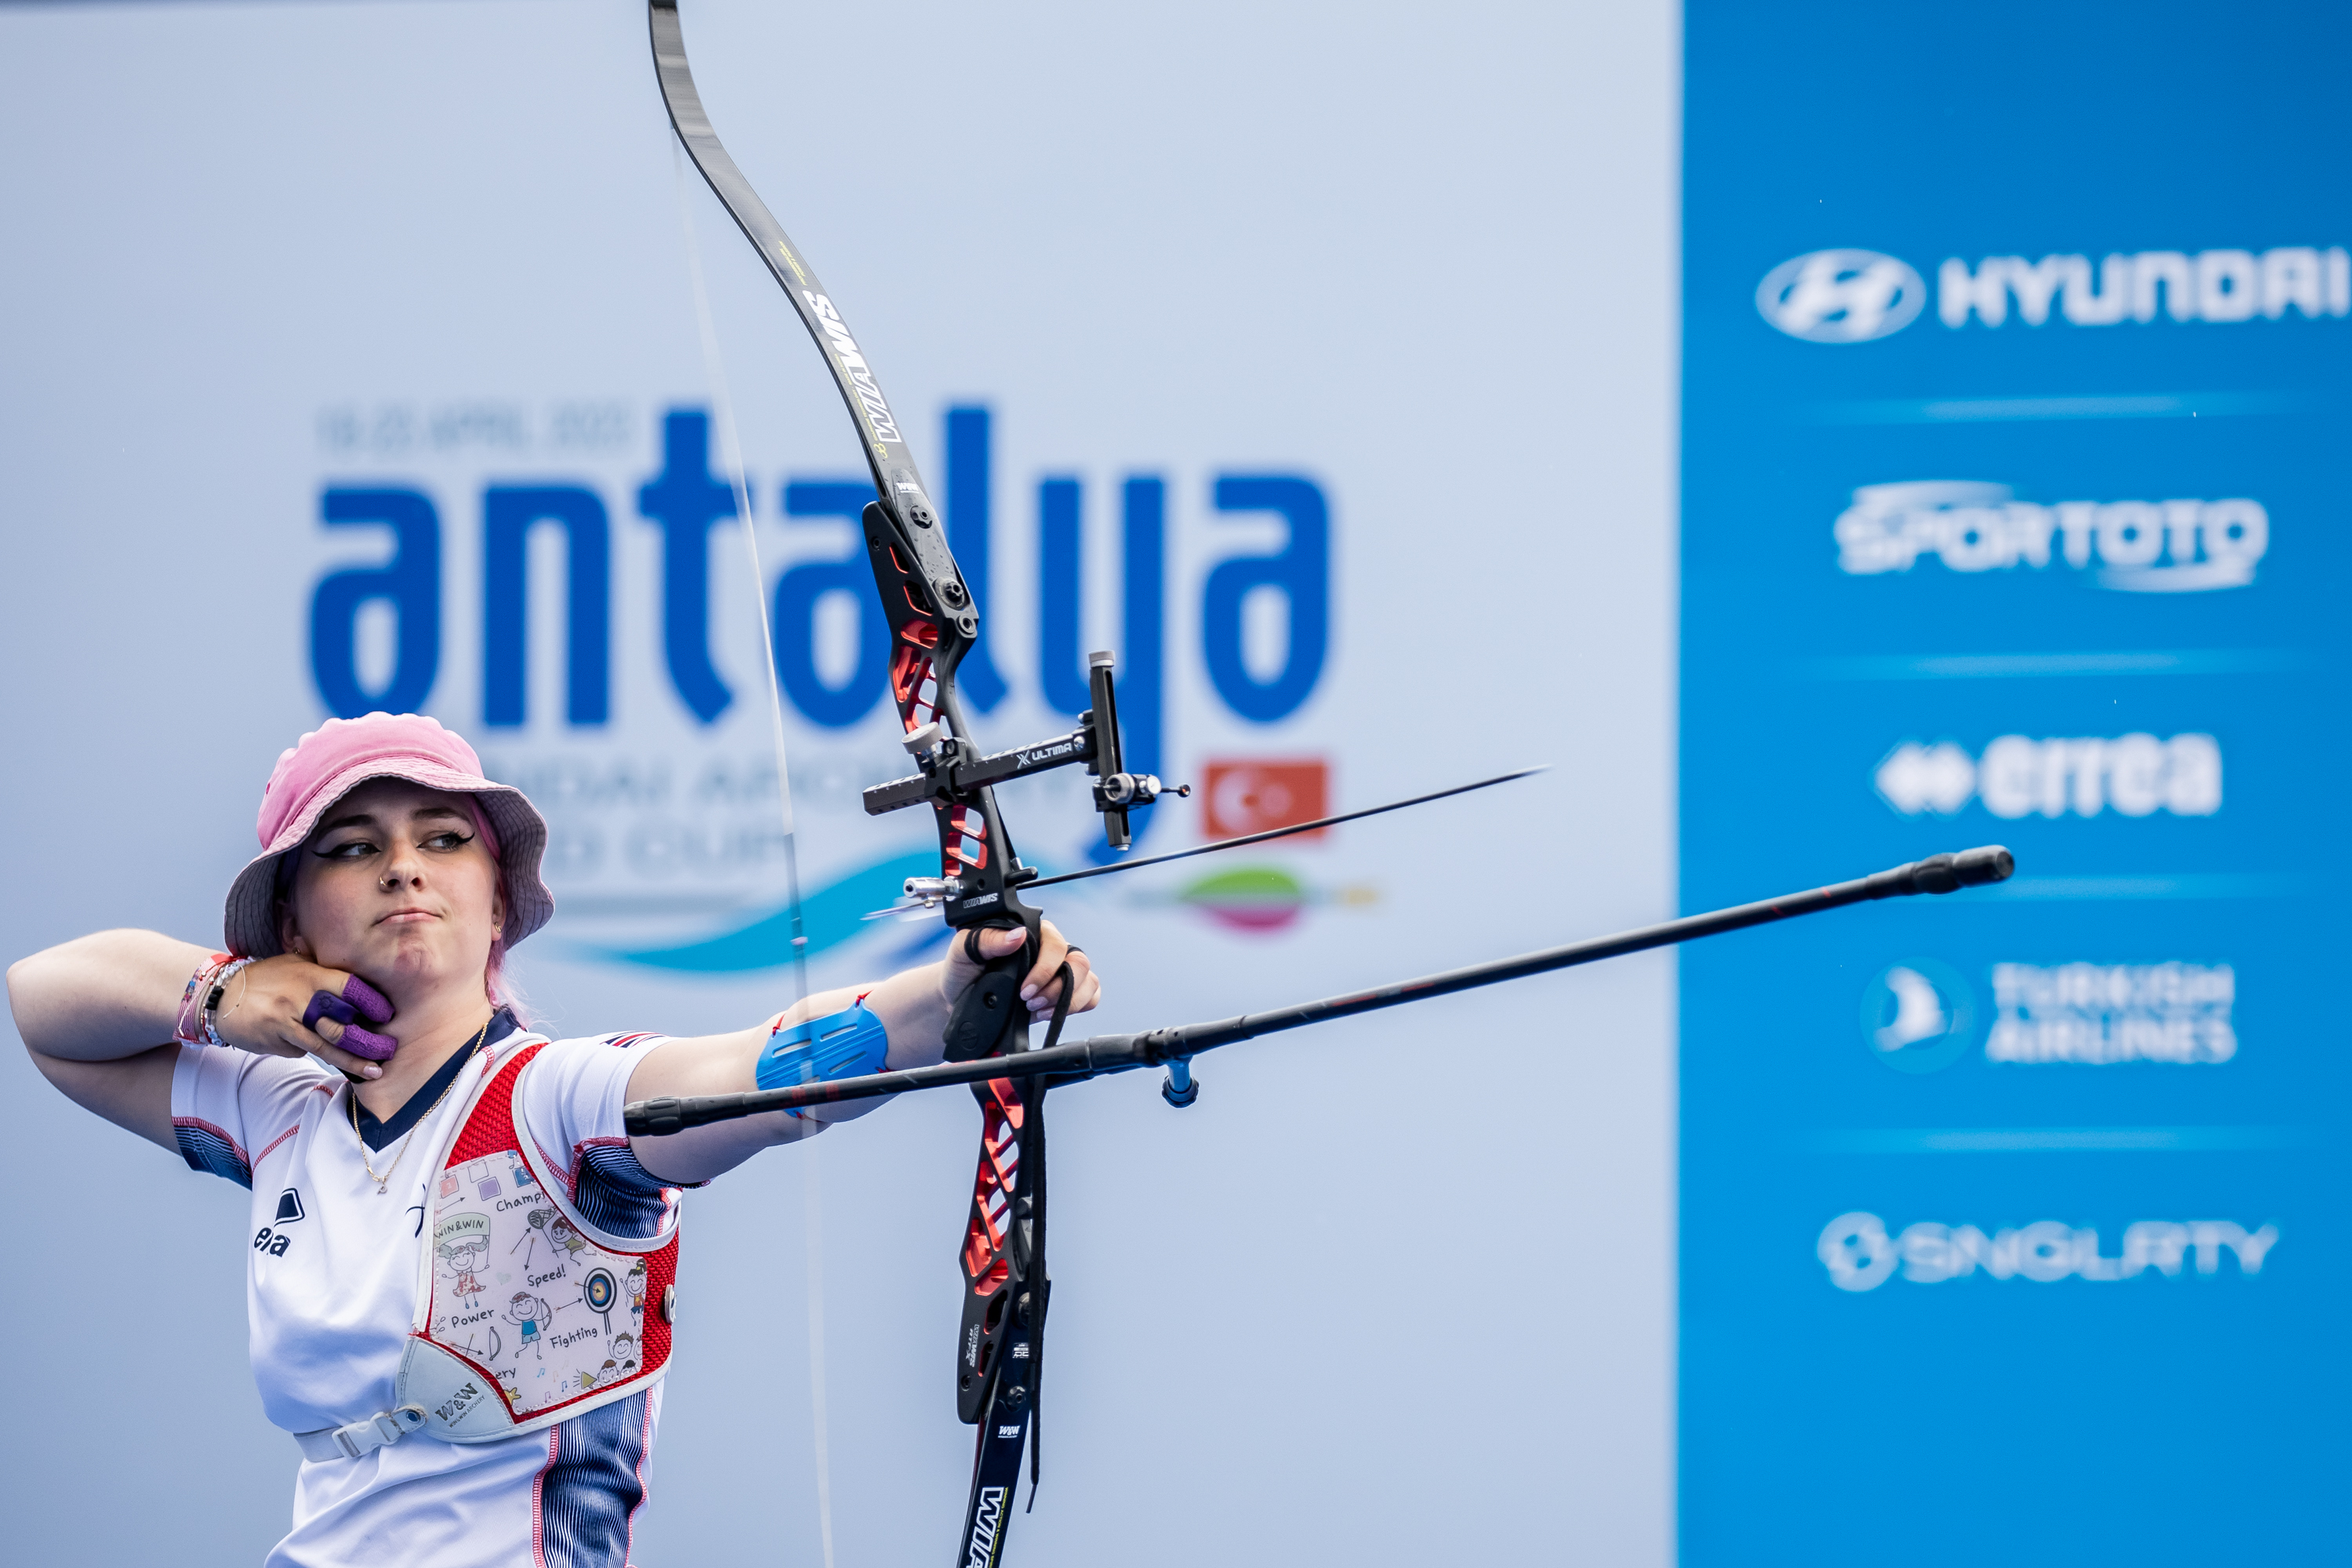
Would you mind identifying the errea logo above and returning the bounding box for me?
[254,1187,306,1258]
[1755,249,1927,342]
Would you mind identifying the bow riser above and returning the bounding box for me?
[858,499,1040,935]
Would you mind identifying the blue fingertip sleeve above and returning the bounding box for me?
[757,1002,891,1098]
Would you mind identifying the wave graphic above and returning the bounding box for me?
[574,850,943,973]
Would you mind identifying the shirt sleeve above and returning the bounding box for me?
[169,1045,337,1189]
[515,1032,690,1240]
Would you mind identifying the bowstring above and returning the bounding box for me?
[670,136,833,1568]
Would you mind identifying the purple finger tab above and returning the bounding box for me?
[342,975,394,1024]
[339,1025,401,1062]
[303,985,397,1060]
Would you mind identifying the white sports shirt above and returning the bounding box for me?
[171,1012,684,1568]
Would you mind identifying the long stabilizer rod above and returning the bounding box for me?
[626,845,2014,1136]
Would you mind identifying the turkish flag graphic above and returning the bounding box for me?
[1202,760,1330,842]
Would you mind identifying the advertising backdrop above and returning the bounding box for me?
[0,2,1677,1564]
[1683,2,2350,1561]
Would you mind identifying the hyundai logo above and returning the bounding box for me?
[1756,249,1926,343]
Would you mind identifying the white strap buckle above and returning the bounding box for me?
[302,1403,428,1462]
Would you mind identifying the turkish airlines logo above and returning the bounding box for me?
[1755,249,1927,342]
[1202,759,1329,840]
[1860,960,1973,1075]
[1990,962,2237,1065]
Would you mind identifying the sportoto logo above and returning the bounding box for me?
[1834,482,2268,592]
[1755,249,1927,343]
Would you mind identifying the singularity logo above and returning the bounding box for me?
[1756,249,1926,342]
[1859,958,1974,1073]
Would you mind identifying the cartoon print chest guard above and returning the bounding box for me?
[393,1039,678,1445]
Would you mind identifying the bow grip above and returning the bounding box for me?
[942,916,1040,1063]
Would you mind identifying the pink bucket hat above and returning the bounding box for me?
[223,713,556,960]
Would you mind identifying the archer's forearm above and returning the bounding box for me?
[860,958,955,1071]
[623,959,953,1182]
[7,929,212,1062]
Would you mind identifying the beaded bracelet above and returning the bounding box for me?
[173,953,233,1047]
[201,958,256,1047]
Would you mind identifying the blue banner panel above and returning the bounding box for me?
[1682,3,2350,1560]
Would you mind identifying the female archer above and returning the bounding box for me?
[5,710,1097,1568]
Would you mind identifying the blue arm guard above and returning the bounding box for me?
[756,1002,891,1112]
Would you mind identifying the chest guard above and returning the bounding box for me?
[392,1038,680,1444]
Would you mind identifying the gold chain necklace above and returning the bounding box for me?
[350,1016,492,1195]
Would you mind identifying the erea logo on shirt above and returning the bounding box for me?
[255,1188,305,1257]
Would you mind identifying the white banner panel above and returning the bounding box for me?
[0,2,1676,1562]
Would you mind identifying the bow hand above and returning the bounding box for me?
[943,922,1099,1026]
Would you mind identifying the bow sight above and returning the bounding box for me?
[866,634,1184,917]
